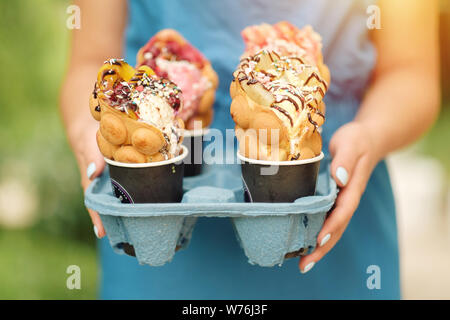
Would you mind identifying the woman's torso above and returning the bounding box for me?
[124,0,376,150]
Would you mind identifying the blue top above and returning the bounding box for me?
[99,0,400,299]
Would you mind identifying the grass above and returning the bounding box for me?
[0,0,95,240]
[418,102,450,176]
[0,229,97,299]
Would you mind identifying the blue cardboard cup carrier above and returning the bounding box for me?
[237,151,324,258]
[104,145,188,257]
[85,159,338,267]
[181,128,210,177]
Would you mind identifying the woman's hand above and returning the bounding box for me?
[298,121,381,273]
[297,0,440,274]
[60,0,128,239]
[69,117,107,238]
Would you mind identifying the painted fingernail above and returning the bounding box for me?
[301,262,315,274]
[320,233,331,247]
[93,225,100,238]
[336,166,348,186]
[87,162,96,180]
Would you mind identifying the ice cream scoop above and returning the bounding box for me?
[90,59,184,163]
[137,29,218,129]
[241,21,330,84]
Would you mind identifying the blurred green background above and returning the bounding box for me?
[0,0,448,299]
[0,0,97,299]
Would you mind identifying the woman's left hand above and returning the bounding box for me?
[299,121,381,273]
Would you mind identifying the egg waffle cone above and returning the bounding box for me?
[230,50,327,161]
[90,60,184,164]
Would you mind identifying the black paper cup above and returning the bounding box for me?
[181,128,210,177]
[105,145,188,204]
[237,151,324,203]
[104,145,188,257]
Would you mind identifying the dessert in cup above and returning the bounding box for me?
[137,30,218,175]
[90,58,187,203]
[231,22,329,202]
[90,59,185,163]
[89,58,189,256]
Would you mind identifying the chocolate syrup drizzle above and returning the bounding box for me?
[304,72,328,91]
[307,113,318,132]
[288,56,306,64]
[271,105,293,126]
[236,50,328,129]
[101,69,116,78]
[93,82,98,99]
[276,96,299,111]
[110,60,123,66]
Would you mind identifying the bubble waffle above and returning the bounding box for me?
[90,59,184,163]
[137,29,218,129]
[231,25,329,161]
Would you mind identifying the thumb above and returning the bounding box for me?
[329,135,361,188]
[80,148,106,239]
[86,156,106,182]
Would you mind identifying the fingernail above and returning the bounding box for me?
[87,162,96,180]
[336,166,348,186]
[301,262,315,274]
[93,225,100,238]
[320,233,331,247]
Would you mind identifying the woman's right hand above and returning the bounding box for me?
[60,0,129,238]
[70,117,107,238]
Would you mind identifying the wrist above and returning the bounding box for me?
[354,119,386,166]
